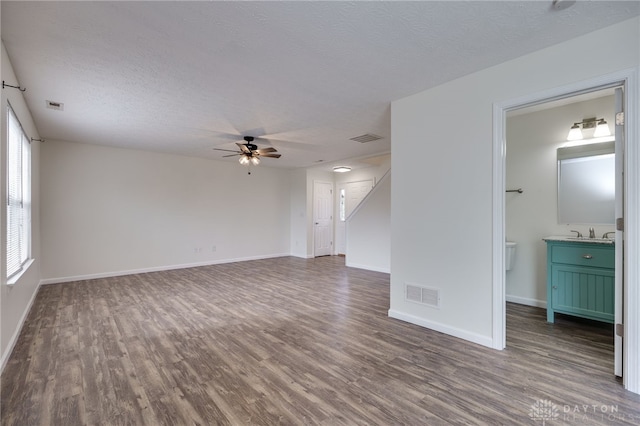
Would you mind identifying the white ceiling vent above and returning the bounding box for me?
[46,100,64,111]
[405,283,440,308]
[349,133,383,143]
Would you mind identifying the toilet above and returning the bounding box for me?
[506,241,517,271]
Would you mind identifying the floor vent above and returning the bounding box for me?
[405,283,440,308]
[349,133,383,143]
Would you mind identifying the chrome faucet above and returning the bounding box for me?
[602,231,615,239]
[589,227,595,238]
[570,230,583,238]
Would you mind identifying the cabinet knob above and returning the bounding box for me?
[552,285,557,290]
[582,254,593,259]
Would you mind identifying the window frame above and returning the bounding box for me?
[6,101,32,282]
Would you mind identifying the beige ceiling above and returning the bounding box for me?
[2,1,638,170]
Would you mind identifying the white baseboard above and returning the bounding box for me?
[387,309,494,349]
[346,262,390,274]
[0,280,42,374]
[40,253,291,285]
[506,294,547,309]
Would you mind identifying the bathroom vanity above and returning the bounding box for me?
[544,236,615,324]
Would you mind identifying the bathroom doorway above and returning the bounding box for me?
[494,73,638,386]
[505,87,620,372]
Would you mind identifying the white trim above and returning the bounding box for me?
[39,253,290,285]
[492,102,506,350]
[290,253,315,259]
[0,279,41,374]
[506,295,547,309]
[388,309,493,348]
[622,68,640,394]
[493,68,639,394]
[346,263,390,274]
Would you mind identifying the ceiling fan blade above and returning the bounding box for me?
[237,143,251,154]
[222,153,241,158]
[255,147,277,155]
[213,148,241,153]
[261,153,281,158]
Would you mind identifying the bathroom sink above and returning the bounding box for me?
[567,237,614,243]
[542,236,615,244]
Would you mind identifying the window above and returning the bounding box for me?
[339,189,346,221]
[7,103,31,281]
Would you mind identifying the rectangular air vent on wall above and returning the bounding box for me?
[405,283,440,308]
[349,133,383,143]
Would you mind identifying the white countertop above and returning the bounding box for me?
[543,235,615,245]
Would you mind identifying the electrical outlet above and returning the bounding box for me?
[212,246,216,252]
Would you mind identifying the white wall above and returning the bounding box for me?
[1,42,42,370]
[506,96,616,307]
[390,18,639,348]
[346,171,390,273]
[40,140,292,282]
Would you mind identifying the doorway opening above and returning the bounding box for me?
[493,70,638,393]
[505,86,621,374]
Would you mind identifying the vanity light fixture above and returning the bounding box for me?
[593,119,611,138]
[566,117,611,141]
[567,123,583,141]
[333,166,352,173]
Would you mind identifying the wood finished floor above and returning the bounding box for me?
[2,256,640,425]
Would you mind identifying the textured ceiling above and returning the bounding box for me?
[2,1,639,170]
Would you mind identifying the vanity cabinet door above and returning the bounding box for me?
[550,264,615,323]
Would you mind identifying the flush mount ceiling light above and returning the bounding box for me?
[566,117,611,141]
[333,166,352,173]
[552,0,576,11]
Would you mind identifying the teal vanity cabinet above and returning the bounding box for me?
[544,237,615,324]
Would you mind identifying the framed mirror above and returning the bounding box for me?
[557,141,615,225]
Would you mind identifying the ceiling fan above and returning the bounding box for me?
[214,136,281,168]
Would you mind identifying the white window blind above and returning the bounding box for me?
[7,103,31,280]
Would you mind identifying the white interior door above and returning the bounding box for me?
[614,86,624,377]
[313,181,333,257]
